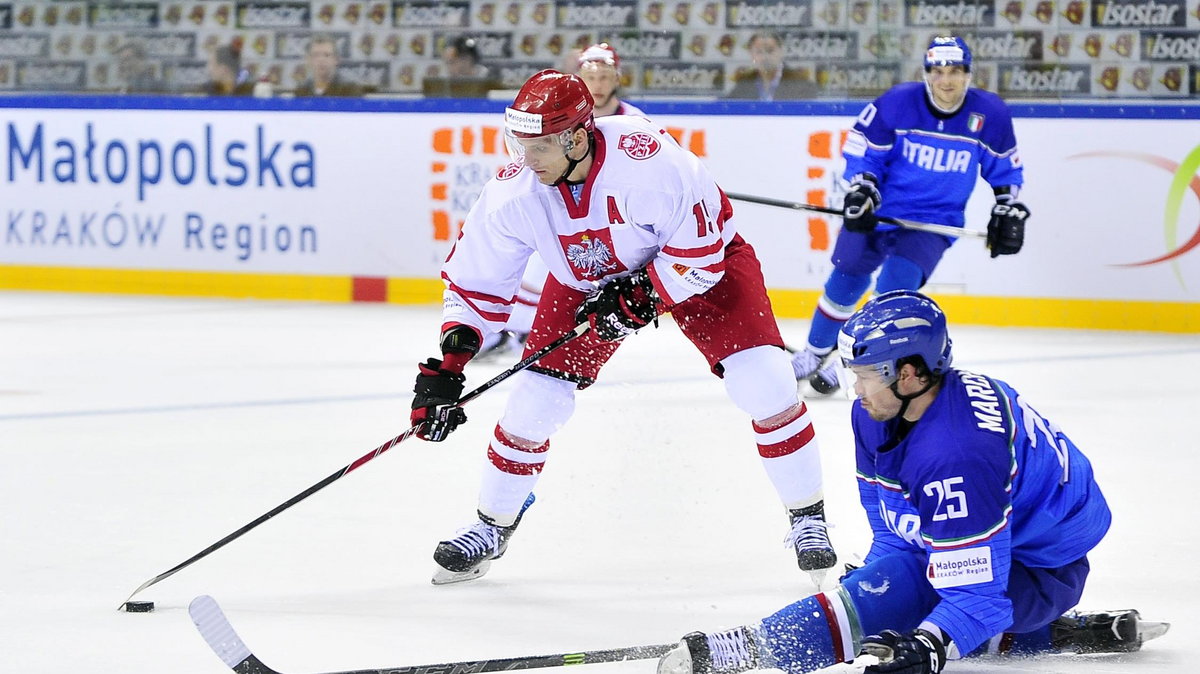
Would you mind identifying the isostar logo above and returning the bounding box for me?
[429,125,508,242]
[905,0,994,25]
[600,31,683,59]
[433,31,513,59]
[726,0,812,27]
[338,61,390,88]
[236,1,310,28]
[88,2,159,28]
[275,32,351,59]
[999,63,1090,95]
[816,62,900,95]
[493,61,556,89]
[392,1,469,26]
[1070,146,1200,280]
[1141,31,1200,60]
[138,32,198,59]
[555,0,637,27]
[1091,0,1185,25]
[641,62,725,93]
[0,34,50,58]
[16,61,86,89]
[560,230,627,281]
[960,30,1044,59]
[617,132,661,159]
[779,31,858,59]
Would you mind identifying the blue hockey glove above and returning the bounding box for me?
[411,358,467,442]
[987,201,1029,258]
[860,629,946,674]
[843,174,882,233]
[575,269,660,342]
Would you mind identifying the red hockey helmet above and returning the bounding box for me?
[505,69,595,139]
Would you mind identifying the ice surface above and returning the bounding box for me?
[0,292,1192,674]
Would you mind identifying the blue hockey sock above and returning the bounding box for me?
[808,270,871,351]
[875,256,925,293]
[758,589,861,673]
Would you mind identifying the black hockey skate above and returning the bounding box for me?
[786,501,837,585]
[807,358,841,397]
[1051,609,1170,654]
[657,628,761,674]
[431,494,535,585]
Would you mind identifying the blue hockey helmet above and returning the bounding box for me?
[837,290,953,390]
[924,36,972,72]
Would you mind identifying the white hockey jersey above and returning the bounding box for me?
[441,115,736,338]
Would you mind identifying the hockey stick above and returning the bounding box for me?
[725,192,987,241]
[189,594,674,674]
[120,323,590,610]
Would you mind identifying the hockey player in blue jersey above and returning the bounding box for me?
[658,291,1168,674]
[792,36,1030,396]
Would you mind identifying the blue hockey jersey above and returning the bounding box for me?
[842,82,1023,228]
[853,369,1111,655]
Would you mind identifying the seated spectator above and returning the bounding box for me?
[577,43,645,117]
[725,31,816,101]
[423,35,496,97]
[204,44,254,96]
[294,34,363,97]
[115,42,166,94]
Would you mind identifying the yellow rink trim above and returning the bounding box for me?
[1,266,1197,333]
[767,289,1200,334]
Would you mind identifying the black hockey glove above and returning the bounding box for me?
[860,629,947,674]
[410,358,467,442]
[843,174,882,233]
[575,269,660,342]
[987,201,1029,258]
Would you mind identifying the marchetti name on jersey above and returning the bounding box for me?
[1141,31,1200,60]
[641,62,725,93]
[927,547,994,589]
[0,33,50,59]
[999,64,1090,96]
[1091,0,1185,26]
[600,31,683,60]
[726,0,813,28]
[905,0,994,26]
[392,1,469,27]
[16,61,86,90]
[236,1,310,28]
[960,30,1044,60]
[555,0,637,28]
[88,2,159,29]
[779,31,858,59]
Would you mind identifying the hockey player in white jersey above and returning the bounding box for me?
[411,70,836,585]
[475,44,645,363]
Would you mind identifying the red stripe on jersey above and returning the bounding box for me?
[442,275,514,323]
[813,592,847,663]
[755,420,816,459]
[662,239,723,259]
[646,263,680,307]
[441,273,515,306]
[699,260,726,274]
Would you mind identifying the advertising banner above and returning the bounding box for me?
[1,101,1198,312]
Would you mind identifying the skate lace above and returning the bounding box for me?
[447,521,502,558]
[792,350,823,379]
[814,360,840,387]
[707,628,754,672]
[784,515,832,552]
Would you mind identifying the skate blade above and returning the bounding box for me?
[431,560,492,586]
[805,567,829,589]
[1139,620,1170,644]
[656,643,692,674]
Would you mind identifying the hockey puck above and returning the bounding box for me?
[124,600,155,613]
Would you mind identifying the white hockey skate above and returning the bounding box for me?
[658,628,761,674]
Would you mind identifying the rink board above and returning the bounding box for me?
[1,96,1197,331]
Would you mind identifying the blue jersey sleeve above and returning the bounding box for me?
[853,407,911,564]
[972,91,1023,192]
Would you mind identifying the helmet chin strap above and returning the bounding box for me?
[552,131,594,185]
[889,377,937,420]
